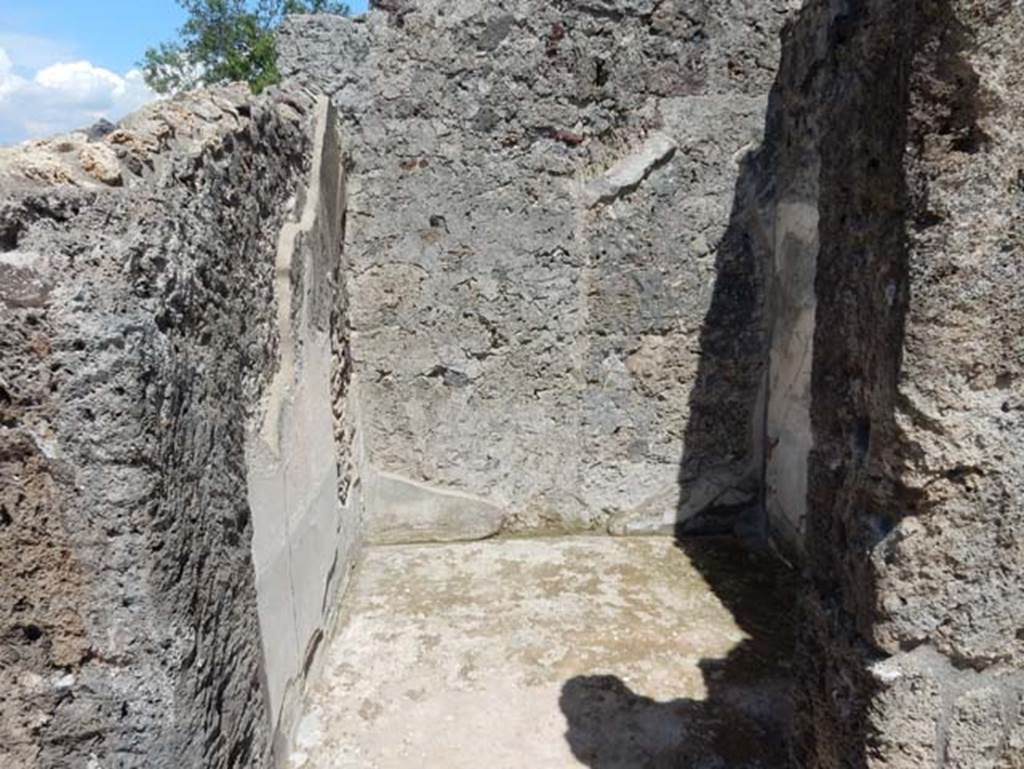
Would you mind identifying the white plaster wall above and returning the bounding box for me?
[765,197,819,552]
[244,97,357,752]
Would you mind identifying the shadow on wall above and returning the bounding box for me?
[561,0,974,760]
[556,164,793,761]
[672,132,773,542]
[560,9,797,766]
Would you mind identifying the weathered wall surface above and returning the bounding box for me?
[0,86,356,769]
[768,0,1024,765]
[279,0,795,539]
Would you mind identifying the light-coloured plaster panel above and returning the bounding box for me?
[244,96,356,751]
[765,198,819,551]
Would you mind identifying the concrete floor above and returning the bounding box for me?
[288,536,796,769]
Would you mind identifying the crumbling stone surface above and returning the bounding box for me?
[0,85,330,769]
[278,0,795,537]
[770,0,1024,765]
[878,0,1024,675]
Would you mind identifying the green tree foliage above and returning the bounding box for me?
[143,0,350,95]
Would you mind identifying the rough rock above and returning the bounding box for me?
[760,0,1024,765]
[77,142,123,186]
[0,85,354,769]
[581,132,677,208]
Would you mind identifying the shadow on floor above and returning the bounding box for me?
[559,90,797,769]
[559,1,811,756]
[559,539,797,768]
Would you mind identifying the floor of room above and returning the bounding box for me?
[288,536,796,769]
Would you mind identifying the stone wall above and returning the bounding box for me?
[763,0,1024,765]
[0,86,357,769]
[278,0,795,540]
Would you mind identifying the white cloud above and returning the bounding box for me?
[0,47,26,96]
[0,45,158,145]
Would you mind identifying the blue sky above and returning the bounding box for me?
[0,0,369,144]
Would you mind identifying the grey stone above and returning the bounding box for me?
[0,85,356,769]
[1000,690,1024,769]
[772,0,1024,765]
[947,686,1005,769]
[581,132,677,208]
[243,96,356,754]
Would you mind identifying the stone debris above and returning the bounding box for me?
[0,83,254,190]
[77,142,123,186]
